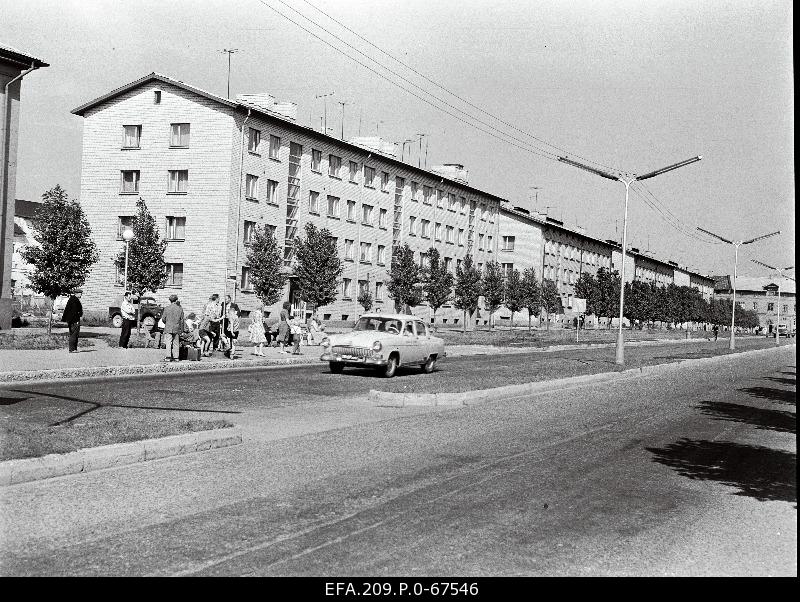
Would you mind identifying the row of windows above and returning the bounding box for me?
[307,192,389,227]
[121,123,189,149]
[120,169,188,194]
[116,262,183,287]
[239,266,388,304]
[117,216,185,240]
[544,240,610,267]
[754,302,792,312]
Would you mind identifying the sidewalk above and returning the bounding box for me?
[0,326,757,384]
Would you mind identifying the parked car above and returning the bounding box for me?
[108,295,163,329]
[319,313,446,377]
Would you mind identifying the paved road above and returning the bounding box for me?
[0,341,795,576]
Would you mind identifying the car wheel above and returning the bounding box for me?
[421,355,437,374]
[329,362,345,373]
[111,314,123,328]
[142,315,156,329]
[382,354,398,378]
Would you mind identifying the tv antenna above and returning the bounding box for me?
[218,48,240,99]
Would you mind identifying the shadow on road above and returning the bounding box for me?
[696,401,795,434]
[739,386,796,405]
[647,438,796,503]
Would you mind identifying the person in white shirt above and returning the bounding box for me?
[118,291,136,348]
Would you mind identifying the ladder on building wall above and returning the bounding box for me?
[467,200,476,252]
[284,142,303,267]
[391,176,405,260]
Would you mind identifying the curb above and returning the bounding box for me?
[0,426,243,487]
[369,345,792,407]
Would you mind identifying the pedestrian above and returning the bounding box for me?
[289,313,303,355]
[197,314,213,356]
[306,312,324,345]
[219,294,232,351]
[277,301,291,353]
[118,291,136,348]
[223,303,240,359]
[181,312,201,347]
[202,294,222,353]
[161,293,185,362]
[248,308,267,356]
[61,289,83,353]
[712,323,719,341]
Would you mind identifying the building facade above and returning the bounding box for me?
[11,198,41,297]
[0,45,47,329]
[72,73,502,323]
[713,276,796,332]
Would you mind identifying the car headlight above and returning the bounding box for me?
[372,340,382,352]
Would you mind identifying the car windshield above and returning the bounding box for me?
[354,317,403,333]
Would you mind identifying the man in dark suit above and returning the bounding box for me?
[61,290,84,353]
[161,293,185,362]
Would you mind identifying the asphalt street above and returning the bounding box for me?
[0,339,795,576]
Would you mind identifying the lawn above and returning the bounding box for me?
[435,326,713,347]
[0,332,93,350]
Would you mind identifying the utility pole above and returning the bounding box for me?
[338,101,347,140]
[315,91,334,134]
[416,133,426,168]
[218,48,240,99]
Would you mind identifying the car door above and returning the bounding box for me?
[415,320,434,361]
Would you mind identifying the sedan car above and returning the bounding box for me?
[320,313,446,377]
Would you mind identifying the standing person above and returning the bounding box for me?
[61,289,83,353]
[306,312,324,345]
[289,313,303,355]
[219,294,232,351]
[161,294,185,362]
[118,291,136,348]
[197,313,213,357]
[223,303,240,359]
[277,301,291,353]
[712,323,719,341]
[248,308,267,356]
[202,294,222,353]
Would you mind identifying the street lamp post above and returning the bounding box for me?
[696,228,780,349]
[751,260,794,345]
[122,228,135,292]
[558,155,703,365]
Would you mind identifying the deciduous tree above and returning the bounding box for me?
[454,254,482,332]
[481,260,505,329]
[293,223,343,310]
[421,247,454,324]
[245,224,287,307]
[520,267,541,331]
[504,268,524,327]
[540,279,561,330]
[387,243,423,313]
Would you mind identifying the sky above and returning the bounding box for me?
[3,0,794,278]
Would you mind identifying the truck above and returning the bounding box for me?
[108,294,163,328]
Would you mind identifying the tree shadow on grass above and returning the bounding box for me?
[739,386,796,405]
[697,401,795,434]
[647,438,796,503]
[764,376,796,388]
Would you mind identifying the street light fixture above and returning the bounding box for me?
[558,155,703,365]
[122,228,135,292]
[696,227,780,349]
[751,259,794,345]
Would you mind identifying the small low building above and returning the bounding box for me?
[713,275,796,333]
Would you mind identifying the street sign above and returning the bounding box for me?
[573,298,587,314]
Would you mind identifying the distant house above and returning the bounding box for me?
[11,198,42,298]
[713,275,796,333]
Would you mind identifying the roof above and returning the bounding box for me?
[502,205,619,252]
[0,44,49,69]
[71,73,510,205]
[714,275,796,295]
[14,199,41,219]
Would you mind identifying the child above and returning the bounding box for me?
[224,303,241,359]
[289,313,304,355]
[248,308,267,356]
[197,314,213,357]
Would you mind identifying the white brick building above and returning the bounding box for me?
[72,73,502,323]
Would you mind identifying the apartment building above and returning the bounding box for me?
[713,275,796,332]
[72,73,501,322]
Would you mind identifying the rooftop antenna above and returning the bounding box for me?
[337,101,348,140]
[218,48,240,99]
[529,186,542,209]
[315,91,334,134]
[416,133,426,168]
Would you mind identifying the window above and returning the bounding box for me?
[269,135,281,159]
[408,216,417,236]
[500,263,513,279]
[381,171,390,192]
[342,278,352,298]
[480,204,487,220]
[783,304,788,313]
[362,204,373,225]
[444,257,452,272]
[358,280,370,296]
[243,220,256,244]
[328,154,341,177]
[344,239,354,260]
[122,125,141,149]
[170,123,190,147]
[434,222,442,241]
[411,181,419,201]
[445,225,454,244]
[421,219,431,238]
[459,196,467,214]
[458,228,465,246]
[153,90,161,104]
[245,174,259,200]
[308,190,320,214]
[456,258,462,271]
[423,185,432,204]
[327,195,340,217]
[241,266,252,291]
[487,235,493,252]
[420,252,430,269]
[165,216,185,240]
[120,170,140,193]
[266,179,279,204]
[377,245,386,265]
[364,166,375,187]
[489,206,496,223]
[502,236,515,251]
[248,127,261,153]
[378,208,387,229]
[165,263,183,287]
[311,149,322,172]
[359,242,372,263]
[448,193,457,211]
[346,200,356,222]
[375,281,384,301]
[349,160,358,182]
[436,190,445,209]
[167,170,188,193]
[478,233,485,250]
[117,216,134,239]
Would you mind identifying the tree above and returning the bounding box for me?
[574,272,599,317]
[358,287,374,313]
[624,280,650,329]
[519,267,541,331]
[116,198,168,299]
[540,279,561,330]
[504,268,524,327]
[481,260,505,329]
[387,243,423,313]
[245,224,287,307]
[293,222,343,311]
[21,185,99,333]
[421,247,454,324]
[454,254,482,332]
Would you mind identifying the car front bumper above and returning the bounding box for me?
[320,352,389,366]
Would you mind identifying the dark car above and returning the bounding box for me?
[108,295,163,328]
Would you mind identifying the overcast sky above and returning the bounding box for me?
[3,0,794,277]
